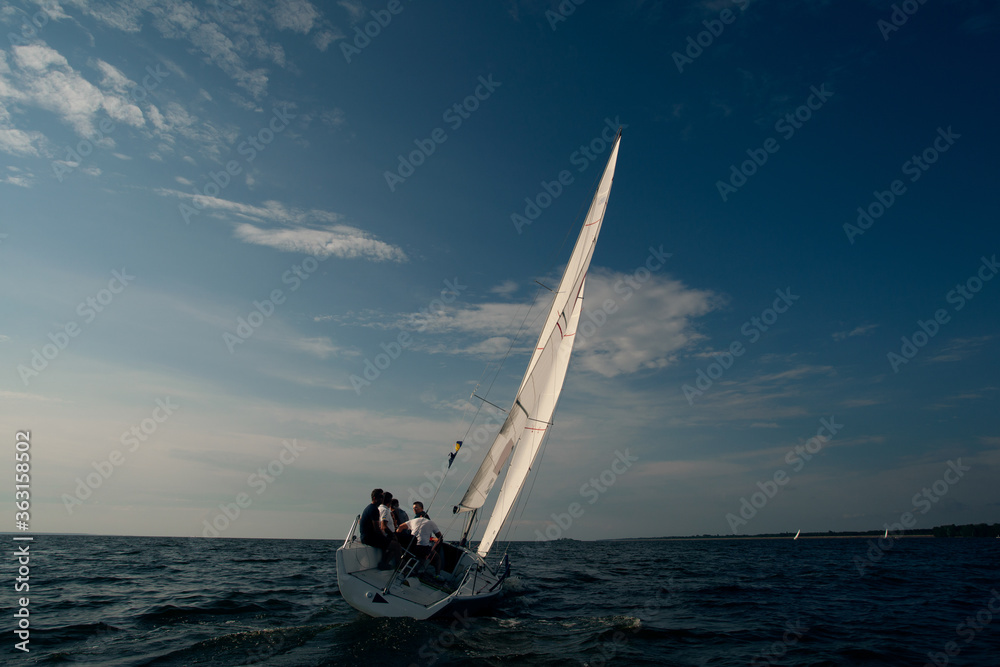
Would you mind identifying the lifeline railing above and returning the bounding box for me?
[343,514,360,548]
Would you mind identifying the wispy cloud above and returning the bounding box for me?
[234,223,406,261]
[72,0,323,99]
[1,168,33,187]
[153,188,405,261]
[841,397,883,408]
[926,336,993,364]
[0,390,64,402]
[272,0,320,33]
[0,120,47,156]
[832,323,878,341]
[337,1,366,23]
[678,362,838,425]
[489,279,519,297]
[923,387,996,411]
[288,336,341,358]
[0,44,147,154]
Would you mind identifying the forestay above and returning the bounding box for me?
[454,131,621,558]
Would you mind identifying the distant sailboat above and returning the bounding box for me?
[793,529,801,540]
[884,528,889,539]
[336,130,623,619]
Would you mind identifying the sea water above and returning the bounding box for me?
[2,534,997,665]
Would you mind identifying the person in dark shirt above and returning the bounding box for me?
[360,488,382,544]
[391,498,409,527]
[359,488,400,569]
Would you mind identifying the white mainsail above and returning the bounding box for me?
[455,131,621,558]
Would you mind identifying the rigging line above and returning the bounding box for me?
[472,394,508,414]
[447,281,545,516]
[436,396,508,517]
[479,136,608,407]
[469,163,596,411]
[469,510,483,552]
[448,292,544,524]
[496,425,553,562]
[481,161,601,409]
[534,156,605,294]
[427,386,498,519]
[438,509,462,544]
[424,390,490,521]
[478,282,545,403]
[534,279,553,292]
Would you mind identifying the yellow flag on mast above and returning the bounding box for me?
[447,441,463,468]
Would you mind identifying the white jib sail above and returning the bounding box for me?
[456,132,621,558]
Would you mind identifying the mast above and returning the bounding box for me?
[454,130,622,558]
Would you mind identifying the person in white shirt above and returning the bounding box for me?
[397,514,443,576]
[378,491,398,537]
[375,491,402,570]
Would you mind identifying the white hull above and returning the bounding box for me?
[336,519,506,619]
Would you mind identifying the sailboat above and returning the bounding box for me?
[336,129,622,619]
[793,529,801,540]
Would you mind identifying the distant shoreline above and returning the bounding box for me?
[598,534,936,541]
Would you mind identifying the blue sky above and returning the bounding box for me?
[1,0,998,543]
